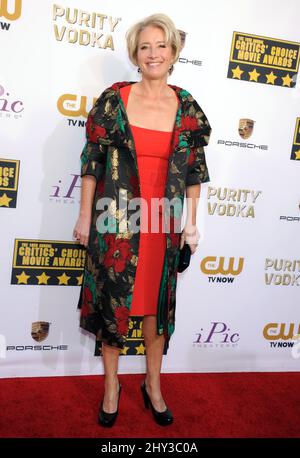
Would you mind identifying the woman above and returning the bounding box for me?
[73,13,211,427]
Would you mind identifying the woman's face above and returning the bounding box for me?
[136,25,174,80]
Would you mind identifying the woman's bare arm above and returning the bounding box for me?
[73,175,96,247]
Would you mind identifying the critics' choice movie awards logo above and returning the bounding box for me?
[0,0,22,26]
[227,31,300,88]
[52,4,121,49]
[264,259,300,286]
[0,159,20,208]
[290,117,300,160]
[201,257,244,284]
[263,323,300,352]
[11,239,86,286]
[193,322,240,348]
[207,187,262,218]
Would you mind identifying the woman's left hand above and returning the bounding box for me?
[180,224,201,254]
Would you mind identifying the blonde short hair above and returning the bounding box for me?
[126,13,181,74]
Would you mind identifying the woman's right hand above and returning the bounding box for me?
[180,224,201,254]
[73,214,91,247]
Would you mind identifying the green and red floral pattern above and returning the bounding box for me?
[78,81,211,356]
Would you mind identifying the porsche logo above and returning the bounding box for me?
[238,118,255,139]
[31,321,50,342]
[178,29,187,50]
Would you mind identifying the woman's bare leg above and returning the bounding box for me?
[142,315,167,412]
[101,342,121,413]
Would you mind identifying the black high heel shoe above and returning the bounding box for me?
[98,383,122,427]
[141,380,173,426]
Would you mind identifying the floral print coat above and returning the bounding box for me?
[77,81,211,356]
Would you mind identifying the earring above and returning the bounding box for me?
[137,67,141,73]
[169,64,174,74]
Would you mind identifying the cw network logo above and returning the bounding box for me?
[263,323,300,358]
[0,0,22,23]
[57,93,97,125]
[201,256,244,283]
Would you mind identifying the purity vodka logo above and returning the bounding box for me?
[265,259,300,286]
[52,4,121,50]
[207,187,262,218]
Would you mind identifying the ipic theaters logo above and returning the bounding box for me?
[11,239,86,286]
[0,84,24,119]
[227,31,300,88]
[53,4,121,49]
[207,187,262,218]
[50,173,80,204]
[264,258,300,287]
[263,323,300,349]
[0,0,22,29]
[7,321,68,352]
[290,117,300,160]
[201,256,244,284]
[193,322,240,348]
[57,92,97,126]
[0,159,20,208]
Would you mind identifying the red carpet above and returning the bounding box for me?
[0,372,299,438]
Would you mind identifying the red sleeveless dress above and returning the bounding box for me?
[120,84,175,316]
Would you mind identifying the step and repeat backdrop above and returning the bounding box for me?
[0,0,299,377]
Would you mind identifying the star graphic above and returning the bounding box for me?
[294,149,300,160]
[76,273,83,285]
[0,193,12,207]
[57,272,71,285]
[282,73,293,87]
[231,65,244,79]
[135,342,146,355]
[248,68,260,82]
[16,270,30,284]
[36,272,51,285]
[265,71,277,84]
[120,345,130,355]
